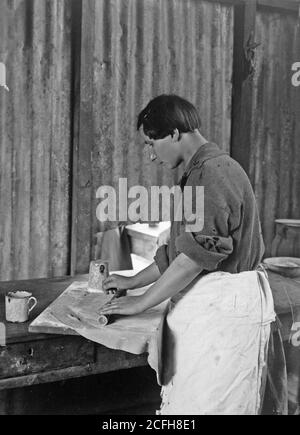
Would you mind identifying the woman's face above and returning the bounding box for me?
[140,127,182,170]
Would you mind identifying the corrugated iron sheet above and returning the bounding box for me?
[2,0,296,278]
[249,9,300,255]
[0,0,72,280]
[83,0,234,238]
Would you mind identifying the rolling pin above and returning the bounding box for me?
[98,289,127,326]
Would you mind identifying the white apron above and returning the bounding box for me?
[157,270,275,415]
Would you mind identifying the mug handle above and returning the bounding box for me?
[28,296,37,313]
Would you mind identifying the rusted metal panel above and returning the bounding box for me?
[75,0,234,272]
[249,9,300,255]
[0,0,72,280]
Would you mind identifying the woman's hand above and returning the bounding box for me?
[98,295,146,316]
[102,274,136,293]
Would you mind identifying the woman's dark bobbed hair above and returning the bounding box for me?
[137,94,202,140]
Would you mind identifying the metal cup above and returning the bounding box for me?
[5,291,37,323]
[88,260,109,292]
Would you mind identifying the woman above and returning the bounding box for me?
[99,95,275,415]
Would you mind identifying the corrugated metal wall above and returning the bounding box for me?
[78,0,234,247]
[249,9,300,255]
[0,0,72,280]
[92,0,233,186]
[1,0,298,279]
[74,0,234,272]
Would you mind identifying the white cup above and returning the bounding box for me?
[5,291,37,323]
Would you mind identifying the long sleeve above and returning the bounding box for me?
[175,165,236,272]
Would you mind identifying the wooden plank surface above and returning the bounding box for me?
[1,271,300,345]
[0,274,88,344]
[28,273,168,362]
[0,336,94,380]
[0,353,148,391]
[0,270,299,394]
[0,272,152,391]
[0,365,158,414]
[28,281,115,335]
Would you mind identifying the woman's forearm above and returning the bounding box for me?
[140,253,203,310]
[98,254,203,318]
[132,261,161,288]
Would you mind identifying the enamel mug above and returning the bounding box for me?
[5,291,37,323]
[88,260,109,292]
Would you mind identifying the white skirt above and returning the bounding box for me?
[157,270,275,415]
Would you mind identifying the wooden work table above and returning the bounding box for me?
[0,270,300,414]
[0,274,148,392]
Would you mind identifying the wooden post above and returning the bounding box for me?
[70,0,82,276]
[230,0,258,174]
[70,0,94,275]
